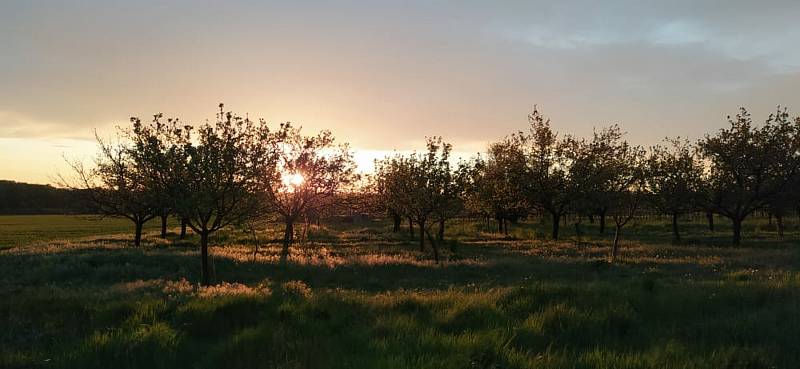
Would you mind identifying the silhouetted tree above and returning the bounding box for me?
[128,114,187,239]
[374,137,459,262]
[463,136,528,235]
[264,123,356,262]
[645,139,704,242]
[169,104,272,285]
[64,132,158,247]
[523,108,575,240]
[698,107,800,245]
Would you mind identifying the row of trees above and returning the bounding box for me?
[66,104,355,285]
[374,107,800,261]
[69,105,800,282]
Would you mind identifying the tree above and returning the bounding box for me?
[64,131,158,247]
[374,137,459,262]
[128,114,186,239]
[523,108,574,240]
[168,104,271,285]
[645,139,704,242]
[566,125,645,262]
[264,123,356,262]
[462,136,528,235]
[372,157,407,233]
[698,107,800,246]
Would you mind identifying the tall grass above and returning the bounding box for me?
[1,216,799,368]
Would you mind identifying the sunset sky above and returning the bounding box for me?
[2,1,799,184]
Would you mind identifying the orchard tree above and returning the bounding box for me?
[169,104,272,285]
[566,125,645,261]
[645,139,704,242]
[698,107,800,245]
[523,108,574,240]
[264,123,357,261]
[127,114,187,239]
[64,132,158,247]
[563,126,626,236]
[466,135,528,235]
[373,157,409,232]
[375,137,459,262]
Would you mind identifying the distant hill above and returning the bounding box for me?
[0,180,91,214]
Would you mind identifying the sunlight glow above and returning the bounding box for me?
[282,172,305,188]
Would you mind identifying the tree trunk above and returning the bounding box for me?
[200,231,210,286]
[497,217,503,233]
[425,230,439,264]
[160,214,168,239]
[706,211,714,232]
[408,218,414,237]
[282,220,294,262]
[503,218,508,235]
[588,214,594,223]
[180,218,187,240]
[418,220,426,251]
[599,211,606,234]
[134,220,144,247]
[776,213,785,238]
[610,225,622,263]
[732,217,742,246]
[437,219,445,241]
[671,213,680,242]
[551,212,560,240]
[392,212,401,233]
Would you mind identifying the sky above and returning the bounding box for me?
[1,1,799,184]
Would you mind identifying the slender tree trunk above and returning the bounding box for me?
[160,214,168,239]
[200,231,210,286]
[180,218,187,240]
[486,216,490,231]
[574,221,582,245]
[134,220,144,247]
[599,211,606,234]
[732,217,742,246]
[551,212,560,240]
[408,218,414,237]
[281,220,294,263]
[497,217,503,233]
[425,230,439,264]
[610,225,622,263]
[503,218,508,235]
[706,211,714,232]
[776,213,785,238]
[418,220,426,251]
[671,213,681,242]
[392,212,401,232]
[437,219,445,241]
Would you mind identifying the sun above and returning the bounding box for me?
[282,172,305,187]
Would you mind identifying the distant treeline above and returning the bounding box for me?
[0,180,90,214]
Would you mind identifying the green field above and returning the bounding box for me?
[0,215,175,248]
[1,215,799,368]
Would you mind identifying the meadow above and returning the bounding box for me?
[0,215,174,249]
[1,214,799,368]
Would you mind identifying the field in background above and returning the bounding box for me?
[0,215,176,248]
[1,215,799,368]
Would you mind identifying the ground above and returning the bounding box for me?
[1,214,799,368]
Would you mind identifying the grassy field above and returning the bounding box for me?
[0,215,174,249]
[1,215,799,368]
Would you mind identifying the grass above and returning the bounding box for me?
[1,215,799,368]
[0,215,175,249]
